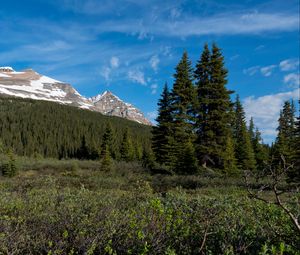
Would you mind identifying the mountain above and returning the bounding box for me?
[0,67,151,125]
[90,91,152,125]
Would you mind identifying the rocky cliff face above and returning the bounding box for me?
[0,67,151,125]
[90,91,152,125]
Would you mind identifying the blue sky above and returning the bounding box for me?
[0,0,299,143]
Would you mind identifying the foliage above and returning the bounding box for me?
[152,83,173,166]
[0,161,299,254]
[233,95,256,171]
[0,149,18,177]
[0,97,151,160]
[194,43,234,169]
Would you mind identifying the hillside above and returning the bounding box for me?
[0,97,152,159]
[0,67,151,125]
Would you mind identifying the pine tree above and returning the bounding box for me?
[288,102,300,183]
[101,123,115,159]
[194,43,234,169]
[142,148,156,170]
[152,83,173,166]
[169,51,196,173]
[252,127,269,173]
[233,95,256,171]
[273,100,296,165]
[101,145,112,172]
[176,139,198,175]
[120,128,134,162]
[1,149,18,177]
[223,135,238,175]
[248,117,255,142]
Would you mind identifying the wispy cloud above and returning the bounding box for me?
[149,55,160,72]
[284,73,300,88]
[279,59,300,71]
[243,66,260,76]
[147,110,158,123]
[260,65,276,77]
[100,67,111,82]
[243,88,299,144]
[150,83,158,94]
[128,70,146,85]
[110,56,120,68]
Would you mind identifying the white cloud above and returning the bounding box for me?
[260,65,276,77]
[150,84,158,94]
[128,70,146,85]
[96,11,299,38]
[147,111,158,124]
[243,88,299,144]
[110,56,120,68]
[243,66,260,76]
[279,59,300,71]
[149,55,160,71]
[284,73,300,88]
[100,66,111,81]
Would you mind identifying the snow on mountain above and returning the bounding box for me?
[0,67,151,125]
[89,91,152,125]
[0,68,91,106]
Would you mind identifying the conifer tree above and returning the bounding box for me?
[101,123,116,159]
[273,101,296,165]
[1,149,18,177]
[152,83,173,166]
[175,139,198,175]
[233,95,256,171]
[289,113,300,182]
[101,145,112,172]
[120,128,134,162]
[169,51,196,173]
[223,135,238,175]
[248,118,269,172]
[194,43,234,169]
[142,148,156,170]
[248,117,255,142]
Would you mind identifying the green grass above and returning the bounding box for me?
[0,157,299,254]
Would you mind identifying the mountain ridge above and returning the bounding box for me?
[0,67,151,125]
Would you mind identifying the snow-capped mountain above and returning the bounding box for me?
[0,67,151,125]
[90,91,152,125]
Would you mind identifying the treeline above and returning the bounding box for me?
[152,43,299,179]
[0,97,152,160]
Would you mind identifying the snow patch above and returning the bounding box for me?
[0,73,10,78]
[0,67,14,72]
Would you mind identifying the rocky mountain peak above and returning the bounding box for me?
[0,67,151,125]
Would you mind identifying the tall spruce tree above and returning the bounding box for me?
[169,51,197,173]
[194,43,234,169]
[120,128,134,162]
[152,83,173,166]
[101,123,116,159]
[289,109,300,183]
[273,100,296,165]
[252,127,269,172]
[248,118,269,172]
[233,95,256,171]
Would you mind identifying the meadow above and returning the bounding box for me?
[0,158,299,255]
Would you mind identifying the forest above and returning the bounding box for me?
[0,44,299,254]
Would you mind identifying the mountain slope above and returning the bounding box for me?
[0,67,151,125]
[90,91,152,125]
[0,96,152,159]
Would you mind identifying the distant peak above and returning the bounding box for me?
[0,66,14,72]
[90,90,121,103]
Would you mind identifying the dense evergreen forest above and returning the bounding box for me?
[0,97,152,160]
[152,44,299,181]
